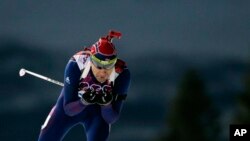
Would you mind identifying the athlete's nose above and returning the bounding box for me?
[99,69,108,77]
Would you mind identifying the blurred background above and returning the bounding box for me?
[0,0,249,141]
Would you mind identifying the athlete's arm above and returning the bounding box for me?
[101,69,131,124]
[63,59,87,116]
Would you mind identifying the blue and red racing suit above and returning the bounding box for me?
[38,50,130,141]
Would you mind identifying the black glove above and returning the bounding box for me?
[78,90,96,105]
[96,92,113,106]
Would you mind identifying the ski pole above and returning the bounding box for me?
[19,68,64,87]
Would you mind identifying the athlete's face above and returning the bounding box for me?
[91,63,113,83]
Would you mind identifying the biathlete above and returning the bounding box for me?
[38,30,131,141]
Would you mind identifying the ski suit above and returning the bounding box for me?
[38,50,130,141]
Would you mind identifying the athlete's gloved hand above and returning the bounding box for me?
[78,90,96,105]
[96,93,113,106]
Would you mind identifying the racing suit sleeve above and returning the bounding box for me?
[63,60,87,116]
[101,68,131,124]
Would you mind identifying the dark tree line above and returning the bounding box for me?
[156,69,220,141]
[234,64,250,124]
[155,62,250,141]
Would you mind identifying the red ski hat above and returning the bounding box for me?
[90,30,122,69]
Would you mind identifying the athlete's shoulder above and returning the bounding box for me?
[115,59,128,74]
[71,48,91,61]
[70,48,91,70]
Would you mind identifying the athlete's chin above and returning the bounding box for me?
[96,77,107,83]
